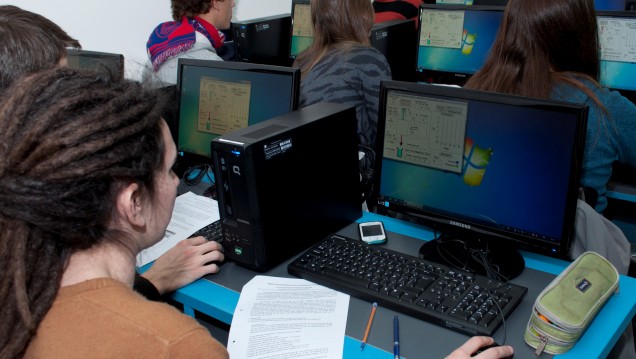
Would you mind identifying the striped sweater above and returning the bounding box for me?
[298,45,392,151]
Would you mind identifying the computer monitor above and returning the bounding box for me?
[290,0,312,59]
[415,5,504,86]
[232,14,292,67]
[65,49,124,81]
[597,11,636,102]
[175,59,300,171]
[370,19,419,82]
[373,81,588,279]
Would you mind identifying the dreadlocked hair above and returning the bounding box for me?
[0,66,166,359]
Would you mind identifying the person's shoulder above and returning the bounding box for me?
[345,45,392,74]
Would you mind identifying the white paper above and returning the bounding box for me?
[227,275,350,359]
[136,191,219,267]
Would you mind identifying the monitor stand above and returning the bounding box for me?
[418,235,525,280]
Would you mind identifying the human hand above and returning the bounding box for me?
[141,236,225,294]
[444,336,513,359]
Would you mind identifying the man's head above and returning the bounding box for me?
[171,0,235,30]
[0,5,81,93]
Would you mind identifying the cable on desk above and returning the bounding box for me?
[183,163,214,186]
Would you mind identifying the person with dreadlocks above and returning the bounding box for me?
[0,4,226,302]
[0,67,229,359]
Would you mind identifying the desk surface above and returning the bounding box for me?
[171,211,636,359]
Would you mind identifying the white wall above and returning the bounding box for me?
[6,0,291,80]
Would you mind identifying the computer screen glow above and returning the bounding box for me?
[177,60,299,159]
[598,13,636,93]
[416,6,504,84]
[375,81,587,258]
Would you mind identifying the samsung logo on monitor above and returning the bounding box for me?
[450,221,471,230]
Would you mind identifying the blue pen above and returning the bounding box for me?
[393,315,400,359]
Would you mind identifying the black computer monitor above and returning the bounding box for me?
[290,0,312,60]
[373,81,588,279]
[370,19,419,82]
[66,49,124,81]
[597,11,636,102]
[175,59,300,171]
[232,14,292,67]
[415,5,504,86]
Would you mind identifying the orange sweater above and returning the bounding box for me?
[24,278,229,359]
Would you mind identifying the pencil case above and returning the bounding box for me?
[524,251,619,357]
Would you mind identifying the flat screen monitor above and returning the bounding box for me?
[175,59,300,169]
[415,5,504,86]
[66,49,124,81]
[597,11,636,100]
[373,81,588,279]
[290,0,312,59]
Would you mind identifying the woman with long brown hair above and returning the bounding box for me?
[464,0,636,213]
[294,0,392,158]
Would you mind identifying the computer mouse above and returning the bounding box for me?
[471,342,513,358]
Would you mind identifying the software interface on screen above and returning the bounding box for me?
[416,6,504,84]
[598,13,636,93]
[290,2,313,58]
[177,61,298,159]
[376,83,585,256]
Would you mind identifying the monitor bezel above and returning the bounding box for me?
[372,80,588,260]
[415,4,506,86]
[175,58,301,168]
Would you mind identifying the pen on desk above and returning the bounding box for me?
[360,302,377,350]
[393,315,400,359]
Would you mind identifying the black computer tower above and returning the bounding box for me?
[211,102,363,271]
[370,19,418,82]
[232,14,293,67]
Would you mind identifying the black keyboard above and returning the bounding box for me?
[192,220,223,243]
[287,234,528,336]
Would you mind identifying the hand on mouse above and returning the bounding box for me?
[444,336,514,359]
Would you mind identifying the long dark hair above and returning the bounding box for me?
[0,67,166,358]
[294,0,375,78]
[464,0,601,100]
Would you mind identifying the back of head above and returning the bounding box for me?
[171,0,213,20]
[465,0,600,98]
[0,67,165,358]
[0,5,81,93]
[295,0,375,76]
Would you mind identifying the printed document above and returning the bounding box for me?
[136,191,219,267]
[227,275,350,359]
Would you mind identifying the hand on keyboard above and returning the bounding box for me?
[142,235,225,294]
[191,220,223,243]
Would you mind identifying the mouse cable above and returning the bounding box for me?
[183,163,214,186]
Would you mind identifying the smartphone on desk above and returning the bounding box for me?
[359,221,387,244]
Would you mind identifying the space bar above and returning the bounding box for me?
[323,269,370,288]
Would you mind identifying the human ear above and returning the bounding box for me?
[116,182,146,228]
